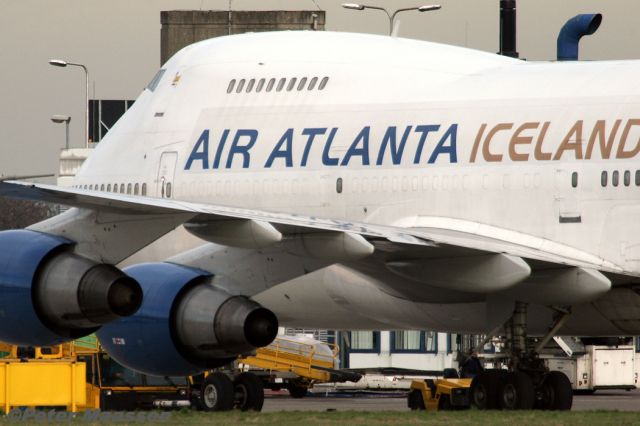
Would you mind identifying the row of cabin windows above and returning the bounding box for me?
[600,170,640,188]
[74,183,147,196]
[227,76,329,94]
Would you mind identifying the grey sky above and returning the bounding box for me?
[1,0,639,179]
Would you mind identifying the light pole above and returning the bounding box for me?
[51,115,71,150]
[49,59,89,148]
[342,3,441,36]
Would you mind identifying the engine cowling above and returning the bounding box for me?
[97,262,279,376]
[0,230,142,346]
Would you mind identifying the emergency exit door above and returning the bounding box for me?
[157,152,178,198]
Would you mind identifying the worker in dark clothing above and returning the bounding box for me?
[460,351,484,378]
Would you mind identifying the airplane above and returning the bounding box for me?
[1,28,640,412]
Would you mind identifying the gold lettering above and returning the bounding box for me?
[585,120,621,159]
[553,120,583,160]
[509,122,538,161]
[616,119,640,159]
[483,123,513,162]
[470,124,487,163]
[534,122,551,160]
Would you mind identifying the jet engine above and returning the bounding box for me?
[97,262,278,376]
[0,230,142,346]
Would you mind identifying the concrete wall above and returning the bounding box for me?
[161,10,325,65]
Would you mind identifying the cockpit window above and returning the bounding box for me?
[146,69,166,92]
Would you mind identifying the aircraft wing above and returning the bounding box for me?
[0,180,628,278]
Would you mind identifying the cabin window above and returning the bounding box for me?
[236,79,245,93]
[319,76,329,90]
[146,69,166,92]
[120,183,125,193]
[127,183,132,194]
[571,172,578,188]
[308,77,318,90]
[276,78,286,92]
[636,170,640,186]
[166,182,172,198]
[612,170,619,187]
[286,78,297,92]
[336,177,343,194]
[134,183,139,195]
[297,77,307,91]
[107,184,111,192]
[624,170,631,187]
[601,171,608,187]
[141,183,147,196]
[246,79,255,92]
[266,78,276,92]
[227,79,235,93]
[256,78,265,92]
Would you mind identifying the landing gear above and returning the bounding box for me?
[470,302,573,411]
[197,371,266,412]
[233,372,265,411]
[535,371,573,410]
[200,372,234,411]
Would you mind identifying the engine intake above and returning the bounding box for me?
[0,230,142,346]
[97,262,279,376]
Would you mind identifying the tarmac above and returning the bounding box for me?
[261,389,640,412]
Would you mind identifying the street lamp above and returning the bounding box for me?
[49,59,90,148]
[51,115,71,150]
[341,3,441,36]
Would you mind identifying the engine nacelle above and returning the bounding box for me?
[0,230,142,346]
[97,262,278,376]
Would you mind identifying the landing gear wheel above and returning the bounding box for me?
[287,381,308,398]
[407,390,425,411]
[536,371,573,411]
[233,372,265,412]
[201,373,234,412]
[499,372,535,410]
[471,370,504,410]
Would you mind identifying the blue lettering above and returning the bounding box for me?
[413,125,441,164]
[322,128,340,166]
[226,129,258,169]
[341,126,370,166]
[428,124,458,164]
[212,129,230,169]
[184,130,209,170]
[301,128,327,167]
[265,128,294,168]
[376,125,412,165]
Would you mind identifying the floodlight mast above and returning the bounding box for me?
[49,59,90,148]
[341,3,441,35]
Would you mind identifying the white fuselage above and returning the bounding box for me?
[72,31,640,334]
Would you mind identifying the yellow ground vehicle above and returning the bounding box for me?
[407,373,473,411]
[0,338,189,412]
[192,336,360,412]
[72,339,189,411]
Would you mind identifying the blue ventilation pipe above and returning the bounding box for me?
[557,14,602,61]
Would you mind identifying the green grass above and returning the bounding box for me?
[3,410,638,426]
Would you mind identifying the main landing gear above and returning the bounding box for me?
[196,371,265,412]
[470,302,573,410]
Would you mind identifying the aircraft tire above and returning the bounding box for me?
[407,389,426,410]
[200,372,234,412]
[499,372,535,410]
[547,371,573,410]
[535,371,573,410]
[471,370,503,410]
[233,372,265,411]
